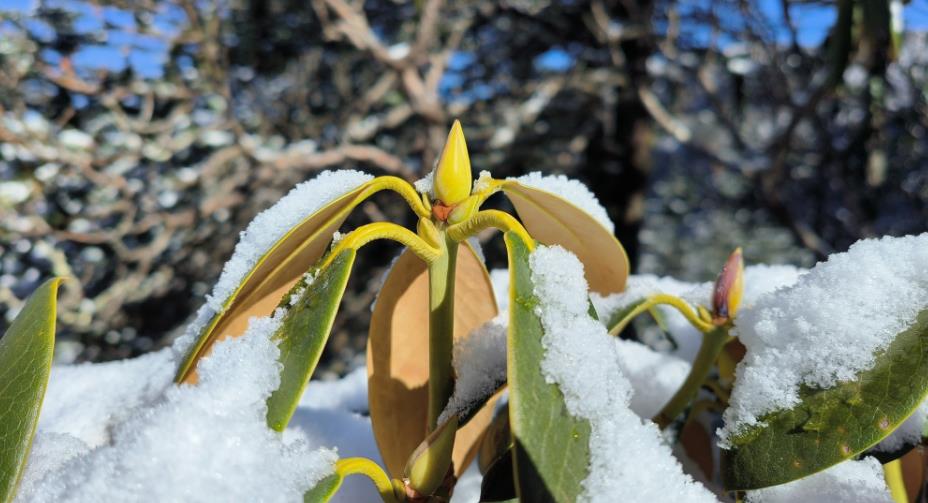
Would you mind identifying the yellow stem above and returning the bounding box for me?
[363,176,431,219]
[884,458,908,503]
[335,457,402,503]
[322,222,441,268]
[446,209,534,250]
[608,294,714,337]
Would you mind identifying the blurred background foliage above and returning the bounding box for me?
[1,0,927,371]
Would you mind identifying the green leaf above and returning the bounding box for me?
[722,308,928,490]
[0,278,62,503]
[505,232,591,502]
[266,250,356,431]
[304,474,342,503]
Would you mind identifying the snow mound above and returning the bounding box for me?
[174,170,372,355]
[509,172,615,233]
[614,339,691,419]
[440,315,507,424]
[18,316,336,502]
[745,457,892,503]
[721,234,928,444]
[529,245,717,502]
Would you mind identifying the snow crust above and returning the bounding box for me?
[721,234,928,444]
[173,170,372,354]
[528,245,717,502]
[509,172,615,233]
[745,457,892,503]
[19,315,336,502]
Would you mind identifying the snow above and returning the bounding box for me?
[439,315,508,425]
[592,265,802,363]
[509,172,615,233]
[173,170,372,354]
[745,457,893,503]
[614,339,691,419]
[528,245,717,502]
[721,234,928,444]
[18,314,338,503]
[414,168,435,196]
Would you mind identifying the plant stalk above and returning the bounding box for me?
[653,326,729,429]
[883,458,908,503]
[428,232,458,430]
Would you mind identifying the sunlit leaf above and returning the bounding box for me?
[266,250,356,431]
[304,474,342,503]
[501,179,628,294]
[722,309,928,490]
[177,181,372,383]
[0,278,63,503]
[367,243,498,478]
[505,232,590,501]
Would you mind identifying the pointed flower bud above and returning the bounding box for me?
[433,120,472,206]
[712,247,744,321]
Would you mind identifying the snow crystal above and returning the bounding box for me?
[509,172,615,233]
[614,339,691,419]
[746,457,892,503]
[173,170,372,354]
[19,315,336,502]
[439,315,508,425]
[529,245,717,502]
[721,234,928,444]
[874,398,928,453]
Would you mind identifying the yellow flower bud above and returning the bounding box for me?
[433,120,472,205]
[712,247,744,322]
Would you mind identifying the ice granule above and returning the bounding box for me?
[529,245,716,502]
[721,234,928,444]
[745,457,892,503]
[19,314,336,502]
[439,314,508,425]
[509,172,615,233]
[173,170,372,355]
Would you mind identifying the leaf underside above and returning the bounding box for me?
[266,250,356,431]
[177,183,370,383]
[0,278,62,503]
[505,232,591,502]
[501,181,628,295]
[367,243,498,478]
[723,308,928,490]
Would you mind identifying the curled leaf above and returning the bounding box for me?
[501,178,627,294]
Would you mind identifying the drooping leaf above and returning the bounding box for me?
[500,179,628,294]
[266,250,356,431]
[367,243,498,478]
[177,180,374,383]
[723,308,928,490]
[0,278,62,503]
[505,232,590,502]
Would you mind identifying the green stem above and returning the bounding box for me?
[428,232,458,429]
[653,327,729,429]
[608,294,714,337]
